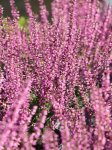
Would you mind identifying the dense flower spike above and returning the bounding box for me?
[0,0,112,149]
[9,0,20,19]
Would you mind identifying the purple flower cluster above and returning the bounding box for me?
[0,0,112,149]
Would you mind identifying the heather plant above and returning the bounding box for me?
[0,0,112,149]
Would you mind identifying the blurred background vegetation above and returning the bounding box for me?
[0,0,52,18]
[1,0,112,18]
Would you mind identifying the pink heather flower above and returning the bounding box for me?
[42,128,58,150]
[0,0,112,149]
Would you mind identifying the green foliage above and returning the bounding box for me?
[45,103,54,127]
[2,18,9,31]
[29,91,53,133]
[19,16,28,32]
[19,16,27,28]
[75,86,84,108]
[29,91,42,133]
[69,100,75,108]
